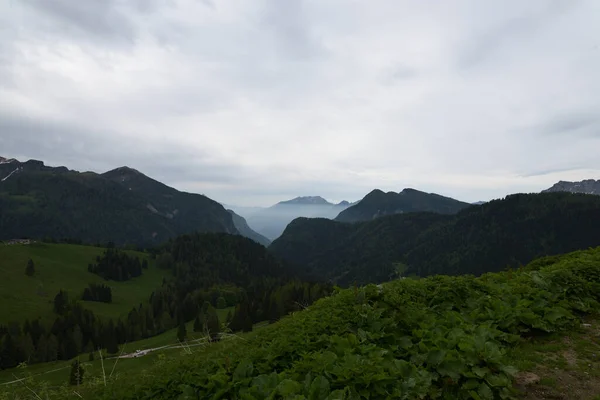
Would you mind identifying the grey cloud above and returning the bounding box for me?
[519,166,585,178]
[22,0,136,43]
[536,112,599,136]
[260,0,326,60]
[457,1,580,69]
[2,0,600,207]
[458,17,531,69]
[0,112,246,187]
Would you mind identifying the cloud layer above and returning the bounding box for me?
[1,0,599,206]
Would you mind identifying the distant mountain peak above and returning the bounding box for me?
[543,179,600,195]
[111,166,143,175]
[335,187,470,223]
[0,156,18,165]
[278,196,331,206]
[336,200,350,206]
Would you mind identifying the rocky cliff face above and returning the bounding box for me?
[543,179,600,195]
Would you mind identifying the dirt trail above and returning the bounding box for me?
[516,317,600,399]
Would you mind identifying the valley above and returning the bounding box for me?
[2,157,600,399]
[3,2,600,398]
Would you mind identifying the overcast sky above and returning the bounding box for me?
[1,0,599,206]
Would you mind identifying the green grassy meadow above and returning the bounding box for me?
[0,242,168,324]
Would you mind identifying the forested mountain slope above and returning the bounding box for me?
[0,158,266,245]
[227,209,271,247]
[334,188,470,223]
[271,192,600,285]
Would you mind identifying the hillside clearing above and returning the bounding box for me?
[0,242,167,323]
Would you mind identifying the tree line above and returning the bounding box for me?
[0,233,331,370]
[87,248,147,281]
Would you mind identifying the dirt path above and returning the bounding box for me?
[514,317,600,399]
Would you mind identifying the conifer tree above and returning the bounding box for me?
[193,314,203,332]
[69,359,84,385]
[177,320,186,342]
[205,306,220,341]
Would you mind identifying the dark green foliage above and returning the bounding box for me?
[205,305,220,341]
[0,234,330,371]
[0,160,239,246]
[229,301,253,332]
[176,320,186,342]
[53,290,69,315]
[88,351,95,361]
[272,192,600,285]
[25,258,35,276]
[87,248,143,281]
[335,188,470,223]
[216,296,227,309]
[89,247,600,399]
[193,314,203,333]
[69,359,84,385]
[0,334,19,369]
[156,253,174,270]
[82,283,112,303]
[271,212,448,284]
[105,320,119,354]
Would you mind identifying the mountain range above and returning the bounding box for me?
[334,188,471,223]
[238,196,354,240]
[271,191,600,285]
[543,179,600,195]
[0,157,264,246]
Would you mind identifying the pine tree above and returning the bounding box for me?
[205,306,220,342]
[176,320,186,342]
[47,334,59,362]
[193,314,203,332]
[105,321,119,354]
[69,360,84,385]
[25,259,35,276]
[35,334,49,363]
[20,333,35,363]
[53,290,69,315]
[72,325,83,354]
[216,296,227,309]
[0,334,18,369]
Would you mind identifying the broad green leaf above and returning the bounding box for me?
[469,390,483,400]
[426,349,446,366]
[436,359,465,380]
[478,383,494,400]
[485,373,510,388]
[233,359,254,381]
[276,379,303,396]
[309,376,330,400]
[500,365,518,377]
[471,366,489,378]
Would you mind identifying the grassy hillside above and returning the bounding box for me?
[7,246,600,399]
[0,242,167,324]
[271,192,600,285]
[0,307,237,388]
